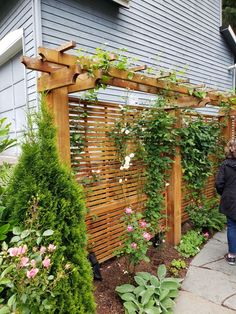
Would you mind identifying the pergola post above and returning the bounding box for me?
[45,87,71,167]
[166,109,182,245]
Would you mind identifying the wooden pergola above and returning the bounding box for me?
[21,41,235,253]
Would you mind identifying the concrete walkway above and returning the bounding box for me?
[174,230,236,314]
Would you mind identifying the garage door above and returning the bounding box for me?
[0,51,26,157]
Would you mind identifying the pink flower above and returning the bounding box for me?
[48,244,56,252]
[125,207,132,215]
[8,247,19,257]
[42,257,51,269]
[131,242,137,249]
[40,246,47,254]
[139,220,147,228]
[143,232,152,241]
[26,268,39,279]
[31,259,36,267]
[199,206,203,209]
[204,232,209,238]
[18,245,27,255]
[20,257,29,267]
[127,225,133,232]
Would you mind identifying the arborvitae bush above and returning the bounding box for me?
[3,98,96,313]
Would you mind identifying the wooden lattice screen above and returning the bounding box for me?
[68,97,232,262]
[181,113,236,222]
[68,97,168,262]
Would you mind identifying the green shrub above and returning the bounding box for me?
[2,99,95,313]
[185,197,226,232]
[169,259,187,277]
[0,117,16,154]
[176,230,205,258]
[116,264,180,314]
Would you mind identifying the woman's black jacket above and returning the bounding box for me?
[215,158,236,220]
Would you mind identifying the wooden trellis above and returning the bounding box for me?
[21,41,235,262]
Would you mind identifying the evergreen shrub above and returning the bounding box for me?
[3,98,96,313]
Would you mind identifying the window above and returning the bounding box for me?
[111,0,129,8]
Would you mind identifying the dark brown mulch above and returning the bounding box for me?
[94,242,192,314]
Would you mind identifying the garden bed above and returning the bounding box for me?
[94,242,192,314]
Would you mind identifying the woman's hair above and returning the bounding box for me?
[225,139,236,159]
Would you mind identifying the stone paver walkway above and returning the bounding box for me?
[174,230,236,314]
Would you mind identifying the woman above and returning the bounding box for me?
[215,139,236,266]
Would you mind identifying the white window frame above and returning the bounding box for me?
[111,0,129,8]
[0,28,23,67]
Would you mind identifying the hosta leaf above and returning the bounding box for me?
[161,279,180,290]
[136,272,151,281]
[134,275,146,286]
[116,284,135,294]
[157,264,167,280]
[133,286,145,297]
[144,308,161,314]
[150,275,160,287]
[124,301,138,313]
[141,287,155,305]
[120,293,136,302]
[168,289,179,298]
[160,288,169,301]
[161,297,175,309]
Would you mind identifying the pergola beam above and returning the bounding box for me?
[21,41,233,107]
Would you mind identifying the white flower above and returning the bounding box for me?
[141,128,146,132]
[97,170,101,174]
[123,164,129,170]
[92,170,95,173]
[165,183,170,187]
[129,153,135,158]
[125,156,131,162]
[125,129,130,135]
[120,166,124,170]
[119,178,123,183]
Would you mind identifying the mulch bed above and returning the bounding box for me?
[94,241,192,314]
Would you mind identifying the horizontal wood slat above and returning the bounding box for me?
[69,98,233,263]
[69,98,166,262]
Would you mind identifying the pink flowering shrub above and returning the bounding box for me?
[116,208,152,273]
[0,227,71,313]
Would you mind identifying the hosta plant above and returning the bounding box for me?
[116,264,180,314]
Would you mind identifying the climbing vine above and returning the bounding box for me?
[179,112,223,199]
[109,97,178,231]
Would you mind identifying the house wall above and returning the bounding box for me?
[41,0,234,100]
[0,0,37,158]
